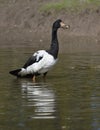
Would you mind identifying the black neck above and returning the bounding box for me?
[47,27,59,59]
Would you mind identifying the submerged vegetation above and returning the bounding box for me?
[41,0,100,12]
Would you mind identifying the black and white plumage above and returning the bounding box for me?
[9,19,70,80]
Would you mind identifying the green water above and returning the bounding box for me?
[0,47,100,130]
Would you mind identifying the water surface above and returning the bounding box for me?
[0,47,100,130]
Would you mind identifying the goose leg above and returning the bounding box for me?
[32,75,36,82]
[43,72,47,81]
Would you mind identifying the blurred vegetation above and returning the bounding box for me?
[41,0,100,12]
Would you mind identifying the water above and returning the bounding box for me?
[0,47,100,130]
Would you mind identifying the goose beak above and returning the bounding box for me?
[60,22,70,29]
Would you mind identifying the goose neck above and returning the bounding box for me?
[52,28,58,43]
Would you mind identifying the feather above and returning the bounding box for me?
[23,51,43,69]
[9,69,21,76]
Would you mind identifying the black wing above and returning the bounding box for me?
[23,55,36,69]
[23,55,43,69]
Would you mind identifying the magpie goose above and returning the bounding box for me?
[9,19,70,81]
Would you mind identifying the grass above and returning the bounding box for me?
[41,0,100,12]
[41,1,67,11]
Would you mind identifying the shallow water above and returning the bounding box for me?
[0,47,100,130]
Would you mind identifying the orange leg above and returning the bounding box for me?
[32,75,36,82]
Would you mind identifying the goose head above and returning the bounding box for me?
[53,19,70,30]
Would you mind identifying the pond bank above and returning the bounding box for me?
[0,0,100,53]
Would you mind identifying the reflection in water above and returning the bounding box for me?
[21,81,56,119]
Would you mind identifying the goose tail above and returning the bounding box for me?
[9,69,21,77]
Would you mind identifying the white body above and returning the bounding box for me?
[20,50,57,76]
